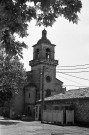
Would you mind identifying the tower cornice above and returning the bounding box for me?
[32,43,56,47]
[29,59,58,67]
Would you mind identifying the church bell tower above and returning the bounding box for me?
[29,29,58,100]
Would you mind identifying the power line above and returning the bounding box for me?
[57,67,89,70]
[57,64,89,68]
[56,70,89,73]
[57,71,89,81]
[63,85,89,88]
[57,74,87,86]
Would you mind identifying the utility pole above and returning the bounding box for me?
[41,65,44,123]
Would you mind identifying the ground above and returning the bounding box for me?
[0,116,89,135]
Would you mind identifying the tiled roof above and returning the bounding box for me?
[44,87,89,101]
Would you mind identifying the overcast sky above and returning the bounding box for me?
[21,0,89,90]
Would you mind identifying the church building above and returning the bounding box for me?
[10,29,65,119]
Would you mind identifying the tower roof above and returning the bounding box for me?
[37,29,51,44]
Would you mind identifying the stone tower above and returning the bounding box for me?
[29,29,58,100]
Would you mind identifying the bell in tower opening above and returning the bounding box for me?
[46,48,50,59]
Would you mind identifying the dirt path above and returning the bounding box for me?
[0,117,89,135]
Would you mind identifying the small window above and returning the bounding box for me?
[29,93,30,98]
[36,49,39,58]
[46,76,51,83]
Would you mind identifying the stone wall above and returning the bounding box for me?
[73,98,89,124]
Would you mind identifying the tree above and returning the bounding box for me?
[32,0,82,26]
[0,0,82,57]
[0,51,27,104]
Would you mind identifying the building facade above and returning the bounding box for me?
[10,29,65,119]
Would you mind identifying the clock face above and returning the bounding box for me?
[46,76,51,83]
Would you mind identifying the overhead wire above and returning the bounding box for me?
[63,85,89,88]
[56,70,89,73]
[57,74,89,88]
[56,66,89,73]
[56,63,89,84]
[57,63,89,68]
[57,74,88,86]
[57,67,89,70]
[57,71,89,81]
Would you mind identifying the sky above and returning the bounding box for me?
[21,0,89,90]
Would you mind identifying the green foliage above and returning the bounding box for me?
[0,0,82,57]
[0,52,27,103]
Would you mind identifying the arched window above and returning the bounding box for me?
[36,49,39,58]
[46,48,50,59]
[29,93,30,98]
[45,89,51,97]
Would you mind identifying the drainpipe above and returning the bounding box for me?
[41,66,44,123]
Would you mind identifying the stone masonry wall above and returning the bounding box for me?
[73,98,89,123]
